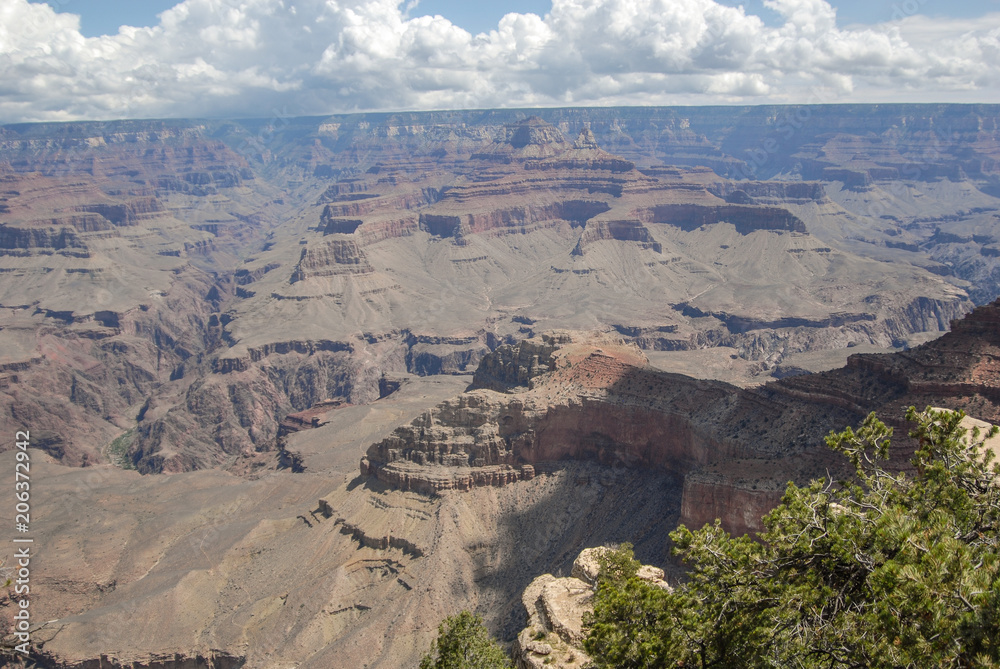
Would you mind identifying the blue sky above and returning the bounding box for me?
[6,0,1000,123]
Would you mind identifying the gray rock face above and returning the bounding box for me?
[514,547,672,668]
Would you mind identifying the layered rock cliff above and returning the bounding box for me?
[360,332,847,535]
[361,299,1000,536]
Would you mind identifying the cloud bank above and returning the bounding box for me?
[1,0,998,122]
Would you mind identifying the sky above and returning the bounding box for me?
[2,0,998,123]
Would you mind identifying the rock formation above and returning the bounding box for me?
[362,299,1000,536]
[0,108,995,475]
[514,547,671,669]
[2,105,1000,668]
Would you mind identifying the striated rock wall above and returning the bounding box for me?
[290,239,373,282]
[354,216,419,245]
[362,301,1000,534]
[573,219,661,254]
[679,475,786,539]
[0,224,86,251]
[417,200,611,242]
[318,190,435,217]
[643,203,807,234]
[706,180,826,204]
[76,197,164,225]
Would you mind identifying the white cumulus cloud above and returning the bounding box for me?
[0,0,997,122]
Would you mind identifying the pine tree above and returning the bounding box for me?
[419,610,512,669]
[584,407,1000,668]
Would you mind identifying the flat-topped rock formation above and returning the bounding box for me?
[360,332,844,535]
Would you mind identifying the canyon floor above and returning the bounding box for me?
[2,105,1000,666]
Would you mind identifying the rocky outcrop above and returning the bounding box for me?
[470,333,566,391]
[233,262,280,286]
[317,179,372,203]
[76,197,164,226]
[318,212,364,234]
[318,191,435,217]
[471,117,575,163]
[406,340,489,375]
[707,180,826,204]
[276,399,344,438]
[417,200,611,243]
[361,333,784,527]
[573,219,661,255]
[514,548,670,669]
[0,224,86,251]
[290,239,373,281]
[471,119,636,173]
[317,213,419,245]
[359,457,533,494]
[354,217,419,245]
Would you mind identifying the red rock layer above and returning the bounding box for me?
[573,220,661,254]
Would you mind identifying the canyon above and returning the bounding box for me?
[2,107,997,473]
[6,297,1000,667]
[360,295,1000,537]
[2,105,1000,666]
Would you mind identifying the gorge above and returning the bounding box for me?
[2,105,1000,666]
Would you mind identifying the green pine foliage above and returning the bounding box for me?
[419,610,512,669]
[584,408,1000,668]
